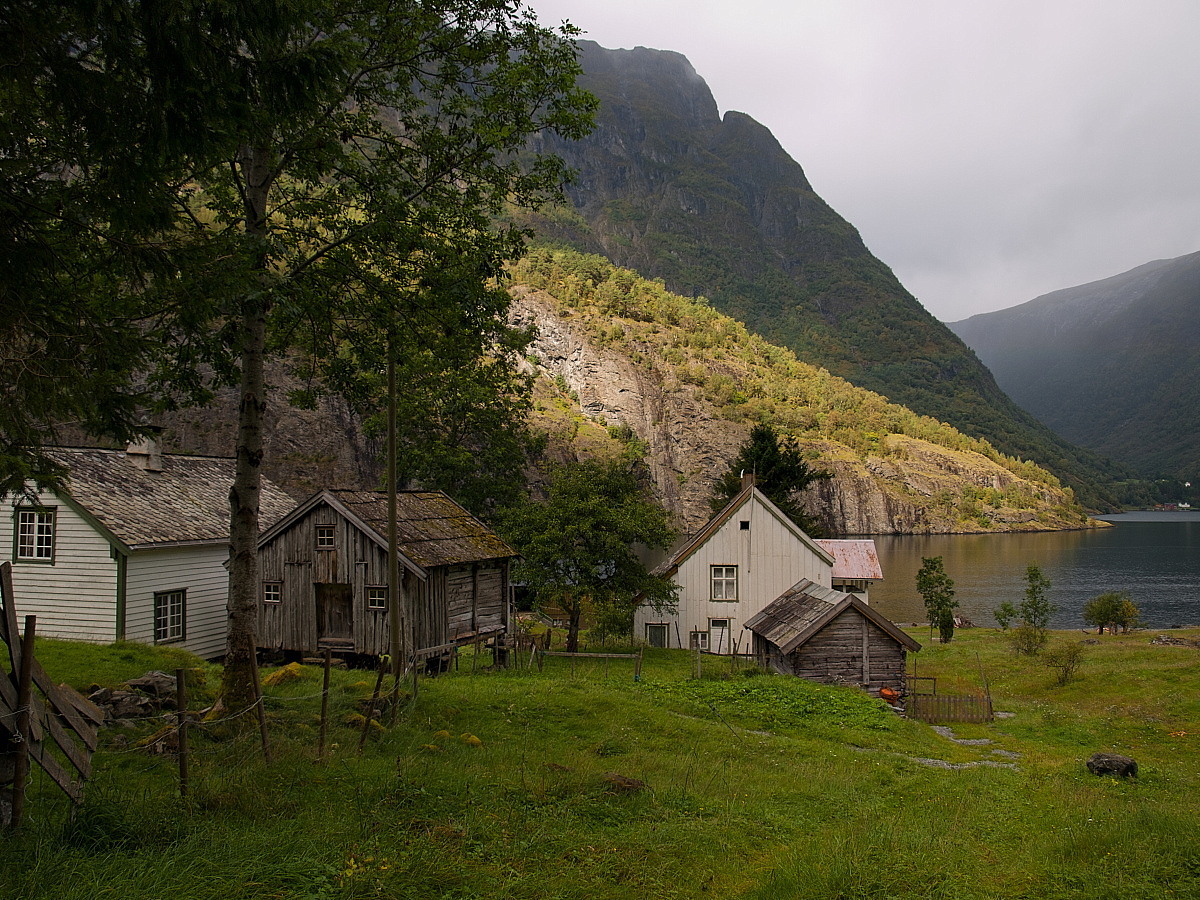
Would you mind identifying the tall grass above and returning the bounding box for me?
[5,631,1198,898]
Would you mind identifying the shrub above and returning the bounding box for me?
[1043,642,1085,685]
[1010,622,1048,656]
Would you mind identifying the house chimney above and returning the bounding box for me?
[126,427,164,473]
[741,471,755,491]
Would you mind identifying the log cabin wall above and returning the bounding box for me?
[785,608,907,695]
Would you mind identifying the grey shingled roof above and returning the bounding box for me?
[45,448,296,549]
[316,490,514,568]
[744,578,921,654]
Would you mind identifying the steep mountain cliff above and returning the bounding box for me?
[520,40,1134,510]
[508,248,1090,534]
[949,251,1200,480]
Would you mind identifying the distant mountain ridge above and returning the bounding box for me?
[520,40,1137,510]
[948,251,1200,479]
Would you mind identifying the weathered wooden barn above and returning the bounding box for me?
[256,490,515,657]
[745,579,920,697]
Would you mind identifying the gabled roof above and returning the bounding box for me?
[815,539,884,581]
[39,447,295,551]
[654,482,834,577]
[258,489,515,576]
[744,578,921,654]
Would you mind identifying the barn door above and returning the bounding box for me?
[315,583,354,645]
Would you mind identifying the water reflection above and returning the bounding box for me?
[868,513,1200,629]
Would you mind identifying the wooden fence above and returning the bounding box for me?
[906,691,994,724]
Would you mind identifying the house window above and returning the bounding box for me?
[645,623,669,648]
[14,507,55,562]
[154,590,186,643]
[262,582,282,604]
[315,524,335,549]
[708,618,732,653]
[367,586,388,610]
[739,520,750,531]
[711,565,738,600]
[689,630,709,650]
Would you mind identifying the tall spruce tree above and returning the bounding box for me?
[710,424,830,536]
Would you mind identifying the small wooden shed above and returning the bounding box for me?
[256,490,516,657]
[745,579,920,697]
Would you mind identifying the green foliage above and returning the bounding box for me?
[1083,591,1143,634]
[916,556,958,643]
[709,424,830,536]
[499,458,677,652]
[1002,563,1058,654]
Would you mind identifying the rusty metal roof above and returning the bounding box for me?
[322,490,515,569]
[43,447,295,549]
[745,578,920,654]
[815,539,884,581]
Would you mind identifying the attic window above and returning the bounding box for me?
[739,520,750,531]
[315,524,335,549]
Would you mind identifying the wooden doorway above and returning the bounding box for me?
[315,583,353,649]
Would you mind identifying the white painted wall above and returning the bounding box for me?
[636,491,833,652]
[2,491,118,642]
[125,544,231,660]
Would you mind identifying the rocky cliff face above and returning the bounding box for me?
[511,287,1087,535]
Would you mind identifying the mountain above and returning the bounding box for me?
[519,40,1138,510]
[507,248,1089,535]
[948,251,1200,480]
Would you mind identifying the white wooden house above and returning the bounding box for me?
[1,442,294,659]
[634,475,837,654]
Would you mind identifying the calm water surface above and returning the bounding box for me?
[868,511,1200,629]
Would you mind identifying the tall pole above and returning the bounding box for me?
[387,325,403,682]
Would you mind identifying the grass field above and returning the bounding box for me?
[3,627,1198,899]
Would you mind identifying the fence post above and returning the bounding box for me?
[318,650,331,759]
[358,662,386,753]
[176,668,189,800]
[10,616,36,829]
[248,650,271,763]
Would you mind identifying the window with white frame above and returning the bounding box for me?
[708,618,732,653]
[315,524,335,549]
[262,582,282,604]
[367,586,388,610]
[710,565,737,600]
[154,589,186,642]
[689,630,709,650]
[14,507,55,562]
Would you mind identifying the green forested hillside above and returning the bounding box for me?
[518,40,1141,510]
[509,246,1089,533]
[950,252,1200,483]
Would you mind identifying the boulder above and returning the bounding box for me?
[125,671,177,697]
[1086,752,1138,778]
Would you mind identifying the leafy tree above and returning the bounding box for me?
[1083,591,1142,634]
[916,556,958,643]
[7,1,595,708]
[993,601,1018,631]
[995,563,1057,654]
[710,424,830,536]
[500,459,677,653]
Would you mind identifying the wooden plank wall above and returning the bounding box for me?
[786,609,907,696]
[259,502,508,656]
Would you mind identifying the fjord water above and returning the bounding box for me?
[869,512,1200,629]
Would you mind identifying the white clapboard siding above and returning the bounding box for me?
[1,491,119,642]
[636,490,834,651]
[125,544,231,660]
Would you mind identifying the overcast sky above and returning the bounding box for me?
[527,0,1200,321]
